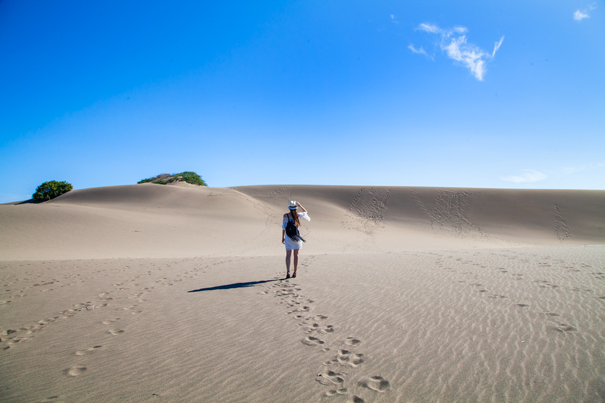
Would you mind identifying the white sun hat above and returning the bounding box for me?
[288,201,298,210]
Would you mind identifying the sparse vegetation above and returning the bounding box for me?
[138,171,207,186]
[176,171,207,186]
[32,180,73,202]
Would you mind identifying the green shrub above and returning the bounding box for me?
[176,171,207,186]
[33,180,73,202]
[137,171,207,186]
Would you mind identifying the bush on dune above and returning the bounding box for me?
[32,180,73,202]
[176,171,207,186]
[137,171,207,186]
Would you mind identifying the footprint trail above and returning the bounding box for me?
[262,267,391,402]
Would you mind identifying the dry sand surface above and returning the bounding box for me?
[0,184,604,402]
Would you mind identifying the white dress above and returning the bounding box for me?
[282,212,311,250]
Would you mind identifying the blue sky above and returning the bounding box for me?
[1,0,604,202]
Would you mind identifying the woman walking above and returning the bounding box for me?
[282,201,310,278]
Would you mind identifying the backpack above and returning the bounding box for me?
[285,213,306,242]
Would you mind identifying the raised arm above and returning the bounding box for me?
[296,201,307,213]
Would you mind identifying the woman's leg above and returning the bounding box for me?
[285,250,292,277]
[293,249,299,277]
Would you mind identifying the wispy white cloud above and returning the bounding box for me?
[501,169,547,183]
[390,14,399,24]
[413,23,504,81]
[574,10,590,20]
[408,44,431,59]
[562,162,605,175]
[492,36,504,57]
[453,26,468,34]
[574,3,596,21]
[418,23,441,34]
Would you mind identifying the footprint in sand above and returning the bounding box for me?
[320,325,335,333]
[75,346,102,355]
[345,337,361,346]
[276,290,297,298]
[102,318,120,325]
[336,349,364,367]
[108,329,124,336]
[347,396,365,403]
[358,375,390,392]
[39,396,61,402]
[316,370,345,386]
[5,336,28,346]
[122,305,142,314]
[59,310,77,319]
[553,323,577,332]
[302,335,325,346]
[325,388,348,396]
[37,317,56,325]
[64,365,87,377]
[24,324,43,334]
[288,306,311,314]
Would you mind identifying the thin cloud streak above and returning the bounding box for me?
[414,23,504,81]
[492,36,504,57]
[408,44,431,59]
[418,23,440,34]
[501,170,547,183]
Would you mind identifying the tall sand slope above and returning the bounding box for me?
[1,184,603,260]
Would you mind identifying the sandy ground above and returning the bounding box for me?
[0,184,604,402]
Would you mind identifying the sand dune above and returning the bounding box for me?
[1,184,603,260]
[0,185,604,402]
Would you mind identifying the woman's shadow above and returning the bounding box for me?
[188,279,278,293]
